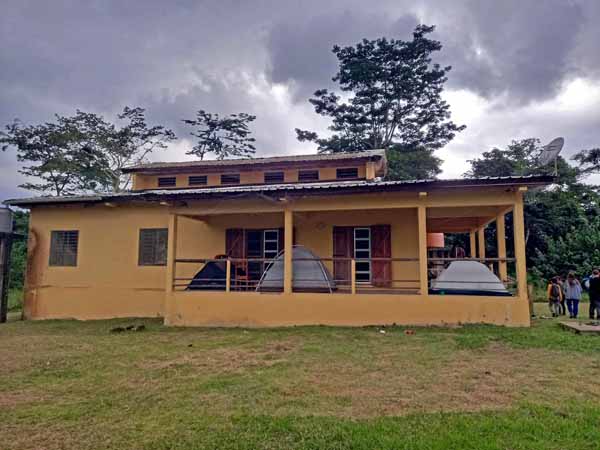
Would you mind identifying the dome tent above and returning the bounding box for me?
[257,246,336,293]
[429,260,510,296]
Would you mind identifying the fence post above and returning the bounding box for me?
[225,259,231,293]
[351,259,356,294]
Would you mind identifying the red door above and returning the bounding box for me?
[333,226,353,285]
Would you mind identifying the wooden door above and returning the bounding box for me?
[333,226,353,285]
[371,224,392,287]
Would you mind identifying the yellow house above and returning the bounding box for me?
[5,150,552,327]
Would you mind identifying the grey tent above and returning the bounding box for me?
[256,246,336,293]
[429,260,510,296]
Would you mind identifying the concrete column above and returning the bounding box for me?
[164,214,178,323]
[477,227,486,260]
[166,214,178,295]
[366,162,376,180]
[497,213,508,282]
[469,231,476,258]
[513,194,528,300]
[418,205,428,296]
[284,209,293,294]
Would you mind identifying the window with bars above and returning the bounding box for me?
[49,230,79,266]
[189,175,208,186]
[264,171,284,184]
[220,173,240,184]
[138,229,168,266]
[158,177,177,187]
[336,167,359,179]
[298,170,319,182]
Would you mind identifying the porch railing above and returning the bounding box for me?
[172,256,516,295]
[172,257,420,294]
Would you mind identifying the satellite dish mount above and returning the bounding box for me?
[538,137,564,176]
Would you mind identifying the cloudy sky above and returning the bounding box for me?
[2,0,600,200]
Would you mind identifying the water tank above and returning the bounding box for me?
[0,208,13,233]
[427,233,444,248]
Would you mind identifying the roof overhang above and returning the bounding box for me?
[4,175,555,208]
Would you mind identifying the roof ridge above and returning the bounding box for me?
[122,149,386,172]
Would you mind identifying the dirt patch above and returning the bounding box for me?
[300,343,600,418]
[0,389,45,408]
[142,339,300,373]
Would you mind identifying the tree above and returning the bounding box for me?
[295,25,465,180]
[572,147,600,175]
[1,107,177,194]
[533,216,600,280]
[183,110,256,160]
[8,211,28,293]
[98,107,177,191]
[386,144,442,180]
[464,138,600,271]
[0,116,109,195]
[465,138,579,183]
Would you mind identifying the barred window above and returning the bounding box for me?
[264,171,284,184]
[49,231,79,266]
[138,229,168,266]
[298,170,319,182]
[336,167,359,179]
[189,175,208,186]
[221,173,240,185]
[158,177,177,187]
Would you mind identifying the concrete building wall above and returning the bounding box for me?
[132,165,368,190]
[24,204,168,320]
[22,187,529,327]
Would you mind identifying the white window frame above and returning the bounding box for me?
[353,227,371,283]
[263,229,279,260]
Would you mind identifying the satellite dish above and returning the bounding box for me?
[538,137,564,176]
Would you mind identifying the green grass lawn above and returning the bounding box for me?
[1,304,599,450]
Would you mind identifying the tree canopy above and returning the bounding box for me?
[1,115,109,195]
[296,24,464,180]
[1,107,176,194]
[464,138,600,279]
[183,110,256,160]
[572,147,600,176]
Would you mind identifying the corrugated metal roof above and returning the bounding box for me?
[4,175,554,207]
[121,149,386,172]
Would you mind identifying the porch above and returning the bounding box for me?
[162,189,529,327]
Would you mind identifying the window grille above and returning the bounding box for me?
[298,170,319,182]
[336,168,359,179]
[264,172,284,184]
[158,177,176,187]
[138,228,168,266]
[220,174,241,184]
[49,230,79,266]
[189,175,207,186]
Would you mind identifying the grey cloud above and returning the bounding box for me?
[1,0,600,200]
[266,12,418,99]
[266,0,597,104]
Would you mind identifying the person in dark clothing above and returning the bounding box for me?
[588,269,600,320]
[559,276,567,315]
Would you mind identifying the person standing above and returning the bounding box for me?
[564,272,582,319]
[559,276,567,315]
[547,277,563,317]
[588,269,600,320]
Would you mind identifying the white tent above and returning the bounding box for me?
[430,260,510,296]
[256,246,336,293]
